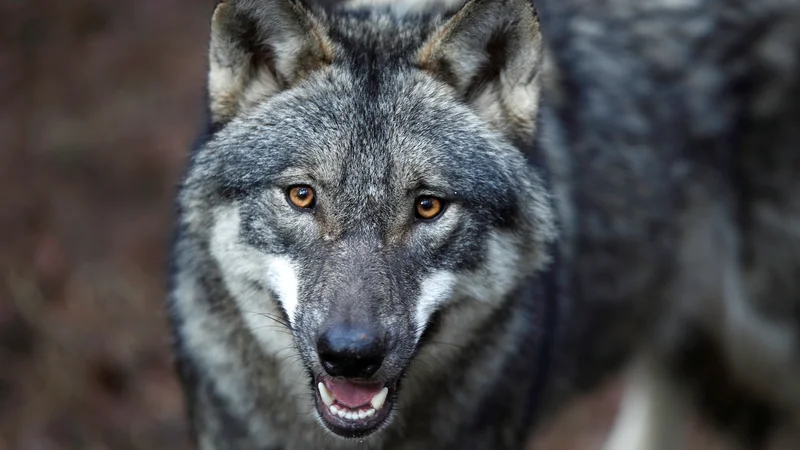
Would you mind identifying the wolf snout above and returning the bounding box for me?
[317,324,387,379]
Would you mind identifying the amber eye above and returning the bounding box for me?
[415,196,445,220]
[287,185,316,210]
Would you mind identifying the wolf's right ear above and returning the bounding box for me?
[208,0,334,124]
[417,0,542,145]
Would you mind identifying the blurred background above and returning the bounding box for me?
[3,0,210,448]
[1,0,797,449]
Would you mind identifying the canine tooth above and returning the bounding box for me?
[365,408,375,417]
[370,387,389,410]
[330,404,340,414]
[318,382,335,407]
[358,410,368,419]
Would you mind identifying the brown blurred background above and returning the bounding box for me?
[0,1,796,449]
[2,0,210,448]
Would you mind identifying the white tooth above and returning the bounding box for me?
[330,404,340,414]
[358,410,368,419]
[365,408,375,417]
[337,409,347,418]
[318,382,335,407]
[370,387,389,410]
[346,411,356,420]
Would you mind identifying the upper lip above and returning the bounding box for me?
[317,379,389,410]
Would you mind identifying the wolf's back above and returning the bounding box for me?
[536,0,800,439]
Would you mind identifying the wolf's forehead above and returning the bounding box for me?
[295,76,460,187]
[319,121,447,195]
[225,65,491,194]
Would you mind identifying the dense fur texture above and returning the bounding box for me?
[533,0,800,448]
[168,0,800,448]
[171,0,559,448]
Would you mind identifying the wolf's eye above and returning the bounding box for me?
[415,196,445,220]
[287,185,316,210]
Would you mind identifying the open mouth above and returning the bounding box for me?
[314,375,396,437]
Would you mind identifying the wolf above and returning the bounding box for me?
[168,0,800,448]
[169,0,560,448]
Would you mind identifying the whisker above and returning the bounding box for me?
[277,353,303,366]
[246,325,294,336]
[243,309,293,329]
[274,346,300,358]
[281,357,305,378]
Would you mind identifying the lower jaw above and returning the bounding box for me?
[315,390,394,438]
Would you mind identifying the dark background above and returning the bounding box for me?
[1,1,795,449]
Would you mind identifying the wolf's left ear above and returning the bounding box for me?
[208,0,334,124]
[417,0,542,144]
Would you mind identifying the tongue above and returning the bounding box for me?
[325,378,384,408]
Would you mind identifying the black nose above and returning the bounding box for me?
[317,324,386,379]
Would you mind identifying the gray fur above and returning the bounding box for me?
[169,0,800,448]
[171,0,554,448]
[534,0,800,447]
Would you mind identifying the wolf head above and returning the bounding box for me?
[180,0,554,439]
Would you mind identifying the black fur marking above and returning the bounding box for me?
[521,241,560,435]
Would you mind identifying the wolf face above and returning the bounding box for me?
[179,0,554,439]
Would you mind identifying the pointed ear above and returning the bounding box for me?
[417,0,543,144]
[208,0,334,124]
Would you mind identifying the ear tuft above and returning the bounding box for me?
[417,0,543,144]
[208,0,334,124]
